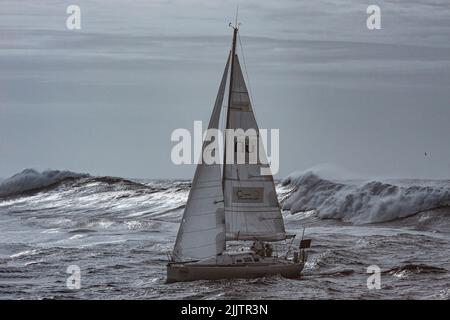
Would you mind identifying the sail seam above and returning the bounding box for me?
[180,243,218,250]
[192,185,222,190]
[182,226,224,234]
[184,211,221,218]
[189,195,223,200]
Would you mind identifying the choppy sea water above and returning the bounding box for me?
[0,169,449,300]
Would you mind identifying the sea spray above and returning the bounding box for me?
[282,171,450,224]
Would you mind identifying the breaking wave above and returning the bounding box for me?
[0,169,160,198]
[384,264,447,276]
[0,169,89,197]
[281,171,450,225]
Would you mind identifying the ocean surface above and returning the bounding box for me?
[0,169,449,300]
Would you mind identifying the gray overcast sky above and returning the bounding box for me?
[1,0,450,179]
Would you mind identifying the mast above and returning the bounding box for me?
[223,25,238,189]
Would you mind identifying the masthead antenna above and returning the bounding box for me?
[229,6,240,30]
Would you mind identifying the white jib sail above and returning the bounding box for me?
[172,54,230,261]
[223,55,287,241]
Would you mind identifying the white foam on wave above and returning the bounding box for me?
[282,171,450,225]
[0,169,88,196]
[10,249,41,259]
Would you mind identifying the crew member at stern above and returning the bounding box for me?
[251,240,273,257]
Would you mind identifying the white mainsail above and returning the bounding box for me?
[172,54,230,261]
[222,55,287,241]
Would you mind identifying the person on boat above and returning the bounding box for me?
[251,240,265,256]
[264,243,273,257]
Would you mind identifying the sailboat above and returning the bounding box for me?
[167,24,310,283]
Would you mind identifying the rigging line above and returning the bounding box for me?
[238,32,268,175]
[220,68,227,179]
[221,51,232,181]
[235,35,243,233]
[238,32,254,109]
[237,33,260,235]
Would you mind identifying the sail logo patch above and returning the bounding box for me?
[232,187,264,203]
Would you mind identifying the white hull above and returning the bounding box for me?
[166,261,304,283]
